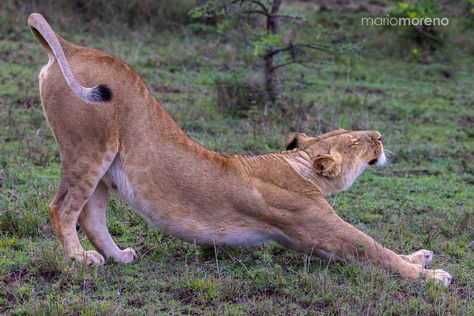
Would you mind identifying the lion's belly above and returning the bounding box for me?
[103,157,272,247]
[169,226,271,247]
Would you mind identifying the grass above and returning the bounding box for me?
[1,1,473,315]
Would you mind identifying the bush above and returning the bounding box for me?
[0,0,197,35]
[389,0,447,52]
[215,75,266,117]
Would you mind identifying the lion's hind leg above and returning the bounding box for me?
[78,181,136,264]
[49,154,115,265]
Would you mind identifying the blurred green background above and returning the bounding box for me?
[0,0,473,314]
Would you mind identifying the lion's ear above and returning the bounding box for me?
[285,132,309,150]
[312,153,342,178]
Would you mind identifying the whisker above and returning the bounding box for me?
[382,148,395,169]
[384,148,395,158]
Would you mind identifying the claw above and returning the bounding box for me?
[113,247,137,264]
[432,269,453,287]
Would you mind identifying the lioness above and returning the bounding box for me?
[28,13,452,286]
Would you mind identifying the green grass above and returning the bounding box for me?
[1,2,473,315]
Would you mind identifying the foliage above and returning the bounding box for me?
[190,0,339,105]
[464,0,474,29]
[215,73,266,117]
[0,0,197,35]
[389,0,447,51]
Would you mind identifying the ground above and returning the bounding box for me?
[0,1,473,315]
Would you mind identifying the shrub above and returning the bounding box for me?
[215,75,266,117]
[389,0,447,52]
[0,0,197,35]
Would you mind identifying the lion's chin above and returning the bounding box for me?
[377,151,387,166]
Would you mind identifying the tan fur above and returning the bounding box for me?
[28,14,452,286]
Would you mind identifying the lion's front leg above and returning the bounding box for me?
[314,215,452,285]
[280,202,453,286]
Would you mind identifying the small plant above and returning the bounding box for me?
[186,276,219,302]
[215,73,266,117]
[462,0,474,29]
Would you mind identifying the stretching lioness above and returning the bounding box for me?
[28,13,452,286]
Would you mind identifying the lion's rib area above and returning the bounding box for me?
[101,156,273,246]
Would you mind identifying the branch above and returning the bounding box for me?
[271,61,300,70]
[264,41,337,70]
[273,14,305,21]
[418,28,443,42]
[265,43,333,59]
[272,59,333,72]
[296,43,333,54]
[248,0,270,14]
[242,10,269,17]
[266,45,295,57]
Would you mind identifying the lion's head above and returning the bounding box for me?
[284,129,386,194]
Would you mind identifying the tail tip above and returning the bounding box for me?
[28,13,43,25]
[89,84,113,102]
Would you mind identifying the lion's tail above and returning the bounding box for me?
[27,13,112,103]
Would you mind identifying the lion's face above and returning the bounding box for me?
[285,129,386,192]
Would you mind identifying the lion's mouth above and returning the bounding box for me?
[368,158,378,166]
[369,151,387,167]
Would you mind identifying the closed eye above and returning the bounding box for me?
[349,138,360,147]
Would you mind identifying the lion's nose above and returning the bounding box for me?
[368,158,378,166]
[373,131,382,141]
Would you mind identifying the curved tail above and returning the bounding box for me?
[27,13,112,103]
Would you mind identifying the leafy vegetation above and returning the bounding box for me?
[389,0,447,58]
[1,0,473,314]
[191,0,339,105]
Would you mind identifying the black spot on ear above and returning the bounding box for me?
[286,137,298,150]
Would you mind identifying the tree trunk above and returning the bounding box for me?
[268,0,281,33]
[264,0,282,104]
[264,54,278,104]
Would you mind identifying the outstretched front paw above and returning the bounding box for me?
[428,269,453,287]
[407,249,434,268]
